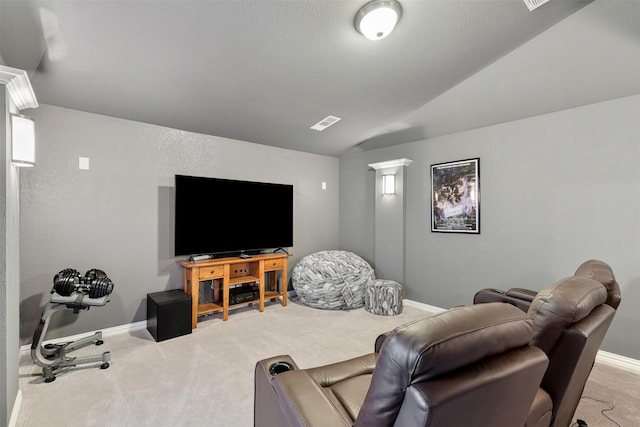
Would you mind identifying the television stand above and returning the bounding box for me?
[177,253,289,328]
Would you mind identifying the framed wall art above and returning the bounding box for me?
[431,158,480,233]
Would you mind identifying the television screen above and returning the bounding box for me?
[174,175,293,257]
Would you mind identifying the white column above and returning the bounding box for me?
[368,158,412,283]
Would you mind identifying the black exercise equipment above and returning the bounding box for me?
[31,268,115,382]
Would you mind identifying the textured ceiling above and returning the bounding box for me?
[1,0,638,157]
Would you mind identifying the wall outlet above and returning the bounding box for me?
[79,157,90,170]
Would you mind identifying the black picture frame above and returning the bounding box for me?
[431,158,480,234]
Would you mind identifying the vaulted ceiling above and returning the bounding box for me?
[1,0,639,157]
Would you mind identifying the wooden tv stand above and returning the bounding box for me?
[177,253,289,328]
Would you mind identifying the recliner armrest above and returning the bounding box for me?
[271,370,354,427]
[374,331,390,353]
[255,355,300,427]
[473,288,533,312]
[305,353,377,386]
[506,288,537,302]
[256,354,377,427]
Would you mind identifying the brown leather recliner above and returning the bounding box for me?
[475,264,620,427]
[524,276,617,427]
[254,303,548,427]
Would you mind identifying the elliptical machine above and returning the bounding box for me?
[31,268,115,382]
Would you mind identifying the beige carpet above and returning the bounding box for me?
[16,299,640,426]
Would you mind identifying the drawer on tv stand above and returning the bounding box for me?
[199,266,224,280]
[264,258,284,271]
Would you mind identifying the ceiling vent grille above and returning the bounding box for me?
[522,0,551,11]
[311,115,341,131]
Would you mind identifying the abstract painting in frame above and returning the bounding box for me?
[431,158,480,233]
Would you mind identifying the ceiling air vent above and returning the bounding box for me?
[310,115,341,131]
[522,0,551,11]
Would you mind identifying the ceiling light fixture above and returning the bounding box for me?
[355,0,402,41]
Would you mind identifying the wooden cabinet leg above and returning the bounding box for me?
[258,261,265,312]
[189,268,200,329]
[282,266,288,307]
[191,278,199,329]
[222,267,230,321]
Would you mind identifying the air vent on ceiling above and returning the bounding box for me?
[310,115,341,131]
[522,0,551,11]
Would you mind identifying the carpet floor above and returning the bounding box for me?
[16,299,640,426]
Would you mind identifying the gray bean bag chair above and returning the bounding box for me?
[291,250,375,310]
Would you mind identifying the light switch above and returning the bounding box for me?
[322,181,327,190]
[79,157,90,170]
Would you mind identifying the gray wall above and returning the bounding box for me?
[19,104,339,343]
[340,94,640,360]
[1,88,21,426]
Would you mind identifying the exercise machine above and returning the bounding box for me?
[31,268,114,382]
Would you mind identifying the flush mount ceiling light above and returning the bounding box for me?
[355,0,402,41]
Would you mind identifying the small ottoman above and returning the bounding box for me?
[365,279,403,316]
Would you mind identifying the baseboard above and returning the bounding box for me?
[404,299,640,375]
[8,389,22,427]
[403,298,446,313]
[595,350,640,374]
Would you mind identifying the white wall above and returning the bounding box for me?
[19,104,340,342]
[340,94,640,359]
[1,87,21,427]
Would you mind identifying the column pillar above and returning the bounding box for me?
[0,65,38,426]
[367,158,412,282]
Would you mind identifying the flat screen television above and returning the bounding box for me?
[174,175,293,257]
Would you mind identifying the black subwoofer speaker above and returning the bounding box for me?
[147,289,192,342]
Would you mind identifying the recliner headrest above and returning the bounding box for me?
[574,259,621,309]
[392,303,535,380]
[355,303,534,426]
[528,276,607,355]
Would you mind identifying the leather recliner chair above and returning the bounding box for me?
[254,302,548,427]
[475,264,620,427]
